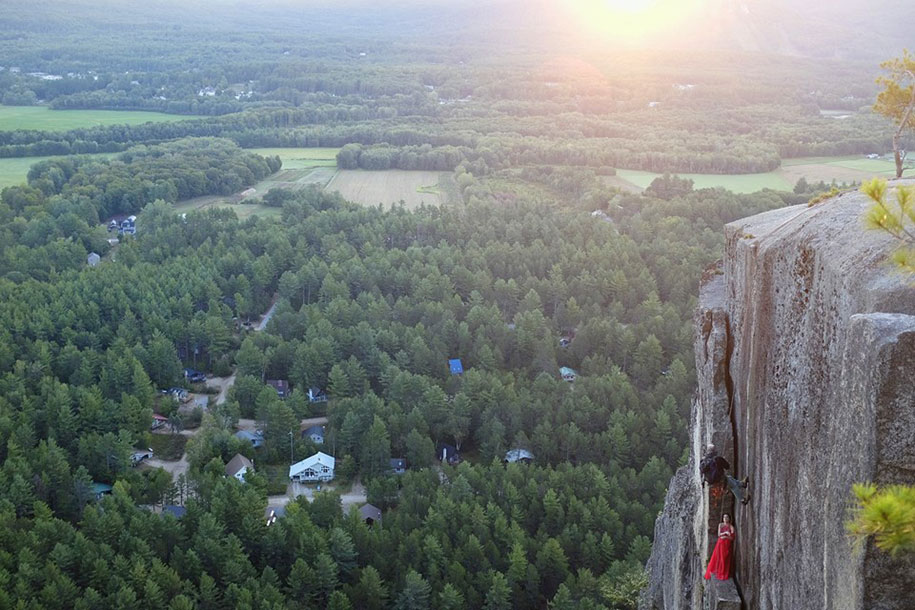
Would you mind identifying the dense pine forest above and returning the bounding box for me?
[0,0,910,608]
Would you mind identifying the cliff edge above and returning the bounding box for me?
[641,182,915,610]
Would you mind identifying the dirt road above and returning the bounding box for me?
[207,374,236,406]
[146,452,190,481]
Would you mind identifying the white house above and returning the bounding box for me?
[225,453,254,482]
[289,451,335,482]
[88,252,101,267]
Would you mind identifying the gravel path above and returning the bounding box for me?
[145,451,190,480]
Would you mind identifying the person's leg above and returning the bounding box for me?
[726,474,750,504]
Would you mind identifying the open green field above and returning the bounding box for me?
[325,169,455,208]
[0,106,202,131]
[0,152,115,189]
[610,155,902,194]
[173,196,283,220]
[247,147,339,169]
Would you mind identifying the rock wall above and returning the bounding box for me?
[641,183,915,610]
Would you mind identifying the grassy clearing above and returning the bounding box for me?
[0,152,115,189]
[326,170,455,208]
[148,434,188,460]
[777,155,899,186]
[173,196,282,220]
[247,147,339,169]
[254,167,337,192]
[608,155,903,194]
[0,105,202,131]
[613,169,792,193]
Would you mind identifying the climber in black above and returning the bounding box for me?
[700,443,750,505]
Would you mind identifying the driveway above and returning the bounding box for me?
[280,478,367,512]
[145,452,190,481]
[207,374,236,405]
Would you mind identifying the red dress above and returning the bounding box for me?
[704,525,734,581]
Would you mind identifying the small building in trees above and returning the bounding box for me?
[184,368,206,383]
[390,457,407,475]
[437,442,460,465]
[505,448,534,464]
[151,414,168,430]
[302,425,325,445]
[131,448,154,466]
[560,367,578,382]
[266,379,289,399]
[359,503,383,526]
[167,387,190,403]
[448,358,464,375]
[87,252,101,267]
[235,430,264,449]
[162,505,186,518]
[289,451,335,482]
[225,453,254,482]
[90,482,113,501]
[307,387,328,403]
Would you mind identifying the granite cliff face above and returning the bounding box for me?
[641,183,915,610]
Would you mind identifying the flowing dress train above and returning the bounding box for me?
[704,526,734,581]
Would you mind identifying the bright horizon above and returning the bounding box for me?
[559,0,711,44]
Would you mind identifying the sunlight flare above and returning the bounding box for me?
[561,0,710,43]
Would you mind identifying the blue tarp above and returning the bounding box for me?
[448,358,464,375]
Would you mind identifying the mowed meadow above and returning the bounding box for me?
[609,155,899,194]
[0,105,202,131]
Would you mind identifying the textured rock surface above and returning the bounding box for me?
[642,182,915,610]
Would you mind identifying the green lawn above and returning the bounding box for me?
[173,195,283,220]
[0,106,202,131]
[0,152,115,189]
[611,155,904,194]
[247,147,339,169]
[781,155,897,173]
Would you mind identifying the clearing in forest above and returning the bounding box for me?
[172,196,282,220]
[0,152,115,189]
[608,155,901,194]
[0,106,202,131]
[247,147,339,169]
[325,169,455,209]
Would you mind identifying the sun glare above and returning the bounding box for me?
[561,0,708,44]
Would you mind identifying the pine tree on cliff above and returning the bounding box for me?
[874,50,915,179]
[848,483,915,556]
[861,178,915,275]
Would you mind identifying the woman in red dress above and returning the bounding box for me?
[704,514,734,581]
